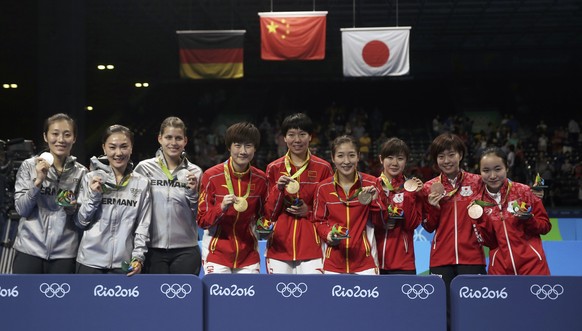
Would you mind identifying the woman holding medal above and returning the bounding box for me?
[421,132,485,330]
[372,137,423,275]
[12,113,87,274]
[473,147,551,275]
[134,116,203,275]
[264,113,333,274]
[197,122,268,274]
[75,124,152,276]
[313,135,387,274]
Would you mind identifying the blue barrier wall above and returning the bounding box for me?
[0,274,203,331]
[451,275,582,331]
[203,274,446,331]
[3,274,581,331]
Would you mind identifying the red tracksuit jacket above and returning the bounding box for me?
[197,160,268,269]
[264,154,333,261]
[421,171,486,267]
[372,174,423,271]
[313,172,387,273]
[474,179,551,275]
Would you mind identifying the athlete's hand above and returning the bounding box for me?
[221,194,237,212]
[90,176,104,193]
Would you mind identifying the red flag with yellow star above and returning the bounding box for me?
[259,11,327,60]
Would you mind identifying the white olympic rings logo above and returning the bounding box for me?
[530,284,564,300]
[39,283,71,298]
[401,283,435,299]
[160,283,192,299]
[276,282,308,298]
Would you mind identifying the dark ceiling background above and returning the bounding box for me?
[1,0,581,160]
[78,0,582,84]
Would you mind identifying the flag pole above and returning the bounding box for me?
[189,0,193,29]
[230,0,234,30]
[352,0,355,28]
[396,0,399,26]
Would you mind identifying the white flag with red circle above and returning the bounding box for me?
[341,27,410,77]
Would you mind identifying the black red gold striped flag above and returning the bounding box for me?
[177,30,245,79]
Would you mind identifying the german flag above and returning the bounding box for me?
[177,30,245,79]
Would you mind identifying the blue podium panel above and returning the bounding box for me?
[0,275,203,331]
[451,275,582,331]
[203,274,446,331]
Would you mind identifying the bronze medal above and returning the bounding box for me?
[468,204,483,219]
[430,182,445,195]
[357,191,373,205]
[285,180,300,194]
[233,197,248,212]
[404,179,418,192]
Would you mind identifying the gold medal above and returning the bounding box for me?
[233,197,248,212]
[430,182,445,195]
[285,180,300,194]
[404,179,419,192]
[468,204,483,219]
[357,191,373,205]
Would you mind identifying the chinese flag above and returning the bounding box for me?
[177,30,245,79]
[259,11,327,61]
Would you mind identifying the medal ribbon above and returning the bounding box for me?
[223,159,251,199]
[157,156,175,181]
[283,150,310,180]
[480,179,513,208]
[102,174,131,193]
[333,172,363,205]
[380,173,405,192]
[473,200,497,207]
[438,172,465,197]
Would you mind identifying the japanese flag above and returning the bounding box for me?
[341,27,411,77]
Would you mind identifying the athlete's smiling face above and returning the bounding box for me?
[480,153,507,193]
[103,132,132,174]
[436,149,462,178]
[284,128,311,157]
[158,126,187,161]
[44,119,76,159]
[332,141,359,180]
[381,153,407,179]
[229,142,255,172]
